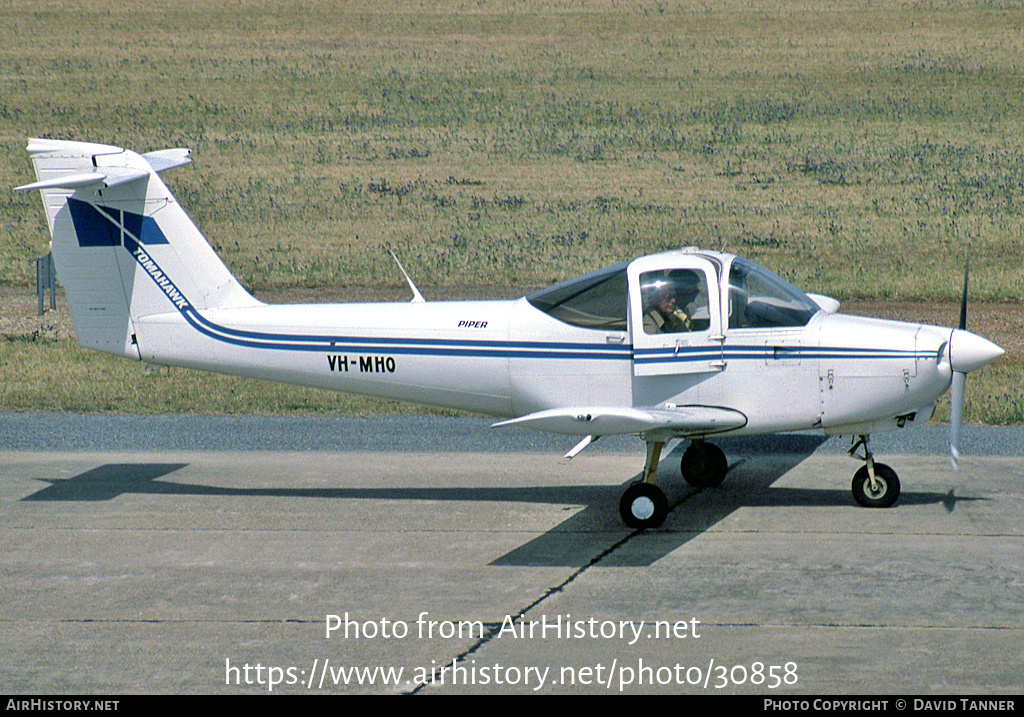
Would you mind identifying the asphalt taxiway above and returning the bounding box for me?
[2,414,1022,694]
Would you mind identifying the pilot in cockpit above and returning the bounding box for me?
[642,270,705,334]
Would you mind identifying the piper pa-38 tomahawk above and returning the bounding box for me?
[16,138,1004,528]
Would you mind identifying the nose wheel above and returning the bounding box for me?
[852,464,900,507]
[849,435,901,508]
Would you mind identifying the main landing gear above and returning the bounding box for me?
[619,438,730,529]
[848,435,901,508]
[618,433,903,528]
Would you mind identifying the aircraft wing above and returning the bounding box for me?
[492,405,747,438]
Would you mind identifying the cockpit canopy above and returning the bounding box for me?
[526,252,820,333]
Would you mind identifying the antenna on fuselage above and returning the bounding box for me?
[388,248,425,303]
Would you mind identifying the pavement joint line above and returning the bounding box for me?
[405,526,648,694]
[403,484,744,694]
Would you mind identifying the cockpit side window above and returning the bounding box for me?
[526,262,629,330]
[727,258,820,328]
[640,269,711,334]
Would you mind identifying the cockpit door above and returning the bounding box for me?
[629,256,725,377]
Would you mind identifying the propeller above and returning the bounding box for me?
[949,361,967,469]
[946,255,1005,469]
[949,257,969,469]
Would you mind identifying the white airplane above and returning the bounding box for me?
[16,138,1004,528]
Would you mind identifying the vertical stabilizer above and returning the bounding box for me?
[16,139,261,359]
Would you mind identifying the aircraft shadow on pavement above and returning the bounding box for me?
[21,435,979,568]
[491,435,840,567]
[22,463,191,502]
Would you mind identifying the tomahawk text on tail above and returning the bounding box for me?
[16,138,1004,528]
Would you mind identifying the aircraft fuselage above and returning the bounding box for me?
[135,295,956,440]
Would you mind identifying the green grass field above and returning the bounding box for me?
[1,0,1021,419]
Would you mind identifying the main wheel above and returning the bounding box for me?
[851,463,901,508]
[680,441,728,488]
[619,482,668,529]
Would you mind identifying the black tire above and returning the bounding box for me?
[619,482,668,529]
[851,463,901,508]
[680,441,728,488]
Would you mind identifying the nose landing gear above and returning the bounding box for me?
[849,435,901,508]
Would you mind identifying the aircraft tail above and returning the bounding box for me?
[16,138,260,359]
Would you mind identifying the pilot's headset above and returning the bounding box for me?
[669,270,701,304]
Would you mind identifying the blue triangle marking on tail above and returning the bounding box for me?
[140,215,168,245]
[68,198,169,247]
[68,198,120,247]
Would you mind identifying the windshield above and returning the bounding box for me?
[727,258,819,328]
[526,262,629,330]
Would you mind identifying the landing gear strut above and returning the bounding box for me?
[619,441,669,529]
[849,435,901,508]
